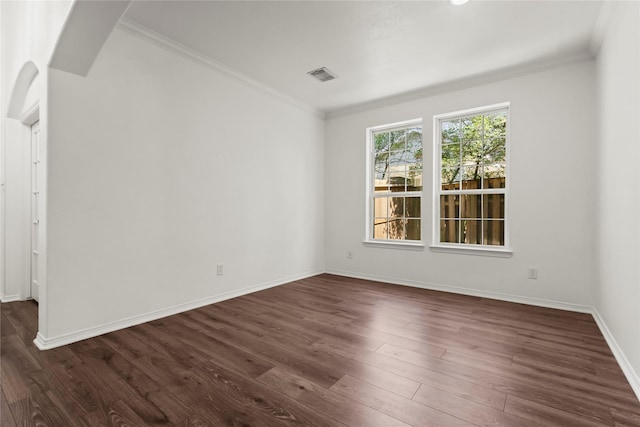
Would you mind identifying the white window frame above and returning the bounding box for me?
[431,103,512,257]
[365,118,424,250]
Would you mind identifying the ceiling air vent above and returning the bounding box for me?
[307,67,336,82]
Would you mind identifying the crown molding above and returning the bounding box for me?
[119,16,599,122]
[117,19,325,119]
[588,0,618,57]
[326,51,594,119]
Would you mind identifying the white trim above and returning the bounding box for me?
[33,269,323,350]
[367,118,423,133]
[363,240,425,251]
[365,119,423,244]
[27,266,640,403]
[432,103,510,251]
[324,269,639,402]
[327,52,592,119]
[0,294,23,303]
[325,269,593,313]
[117,19,324,119]
[19,102,39,126]
[429,244,512,258]
[591,307,640,401]
[6,62,39,120]
[432,102,510,121]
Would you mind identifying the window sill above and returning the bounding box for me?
[363,240,425,251]
[429,244,513,258]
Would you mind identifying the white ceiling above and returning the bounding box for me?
[123,1,604,114]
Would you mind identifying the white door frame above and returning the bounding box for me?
[19,104,41,302]
[30,120,41,302]
[4,61,49,346]
[3,61,40,304]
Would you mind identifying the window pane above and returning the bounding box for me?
[441,143,460,168]
[484,138,506,163]
[440,195,460,219]
[407,146,421,163]
[441,120,461,143]
[461,166,481,189]
[373,197,387,218]
[483,194,505,219]
[390,130,406,150]
[370,121,422,242]
[483,220,504,245]
[389,178,406,192]
[374,179,389,193]
[484,113,506,140]
[462,115,483,141]
[389,197,404,219]
[374,132,390,153]
[374,152,389,173]
[389,152,406,184]
[388,218,405,240]
[442,168,460,191]
[391,149,411,163]
[462,140,483,166]
[462,220,482,245]
[373,218,388,239]
[483,163,506,189]
[406,219,421,241]
[440,220,460,243]
[407,168,422,191]
[435,108,507,248]
[374,153,390,192]
[407,128,421,151]
[461,194,481,219]
[405,197,420,218]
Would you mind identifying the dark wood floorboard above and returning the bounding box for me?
[2,273,640,426]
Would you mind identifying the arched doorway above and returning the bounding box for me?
[2,61,44,309]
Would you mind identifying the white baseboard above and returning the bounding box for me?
[326,269,640,402]
[325,269,593,313]
[591,308,640,401]
[33,269,323,350]
[29,266,640,404]
[1,294,23,303]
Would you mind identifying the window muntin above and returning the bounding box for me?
[368,121,423,242]
[435,105,508,247]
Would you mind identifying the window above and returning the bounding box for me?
[366,120,423,244]
[434,103,508,249]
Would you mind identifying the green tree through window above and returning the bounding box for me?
[438,106,508,246]
[370,122,423,241]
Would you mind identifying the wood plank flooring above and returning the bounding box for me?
[1,273,639,426]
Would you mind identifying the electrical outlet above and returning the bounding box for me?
[347,250,353,259]
[216,264,224,276]
[528,267,538,280]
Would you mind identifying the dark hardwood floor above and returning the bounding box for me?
[2,274,640,426]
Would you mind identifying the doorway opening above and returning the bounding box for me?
[30,121,42,302]
[3,60,45,345]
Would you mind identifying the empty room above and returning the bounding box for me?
[1,0,639,425]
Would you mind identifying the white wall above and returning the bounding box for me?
[326,61,597,308]
[596,0,640,387]
[44,27,325,340]
[0,0,73,300]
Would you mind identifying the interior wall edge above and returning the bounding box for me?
[592,307,640,401]
[33,268,323,351]
[325,269,593,314]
